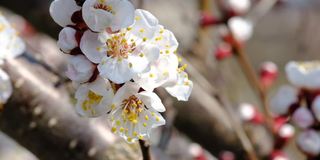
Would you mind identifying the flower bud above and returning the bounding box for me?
[200,12,220,27]
[58,27,78,53]
[239,103,264,124]
[260,61,278,88]
[297,130,320,156]
[292,107,314,129]
[228,17,253,43]
[214,43,232,61]
[270,150,288,160]
[225,0,251,15]
[219,151,235,160]
[270,85,299,116]
[66,55,95,83]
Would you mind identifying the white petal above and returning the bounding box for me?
[165,71,193,101]
[128,44,160,73]
[285,61,320,89]
[112,81,140,106]
[80,30,105,63]
[66,55,95,83]
[0,14,25,60]
[269,85,299,116]
[110,0,135,32]
[49,0,80,27]
[130,9,159,39]
[297,130,320,156]
[0,69,12,103]
[137,91,165,112]
[57,27,78,53]
[292,107,314,129]
[98,56,134,84]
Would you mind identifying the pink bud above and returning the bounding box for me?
[200,12,220,27]
[239,103,264,124]
[270,150,288,160]
[292,107,314,129]
[189,143,206,160]
[219,151,235,160]
[214,43,232,61]
[260,61,278,88]
[297,130,320,156]
[274,123,295,149]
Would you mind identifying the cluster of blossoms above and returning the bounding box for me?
[270,61,320,159]
[50,0,193,143]
[0,13,25,107]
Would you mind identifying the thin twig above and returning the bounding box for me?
[139,140,151,160]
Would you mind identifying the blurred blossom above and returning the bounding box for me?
[270,85,299,116]
[260,61,278,88]
[278,124,295,140]
[0,69,12,104]
[312,96,320,122]
[214,43,232,61]
[286,61,320,90]
[297,129,320,156]
[0,12,25,63]
[292,107,314,129]
[228,17,253,42]
[226,0,251,15]
[239,103,264,124]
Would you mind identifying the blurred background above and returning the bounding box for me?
[0,0,320,159]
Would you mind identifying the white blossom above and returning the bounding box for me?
[0,69,12,104]
[270,85,299,116]
[286,61,320,89]
[82,0,135,32]
[226,0,251,14]
[66,55,95,83]
[75,76,114,117]
[297,130,320,156]
[108,82,165,143]
[49,0,81,27]
[228,17,253,42]
[0,13,25,63]
[292,107,314,129]
[165,71,193,101]
[133,26,180,91]
[57,27,78,53]
[81,9,166,84]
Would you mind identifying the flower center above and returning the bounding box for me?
[121,95,143,124]
[106,32,136,59]
[297,61,320,73]
[94,1,114,14]
[82,90,103,112]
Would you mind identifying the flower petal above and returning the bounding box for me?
[49,0,80,27]
[112,81,140,107]
[110,0,135,32]
[165,71,193,101]
[98,56,134,84]
[66,55,95,83]
[57,27,78,53]
[80,30,105,63]
[137,91,165,112]
[0,69,12,103]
